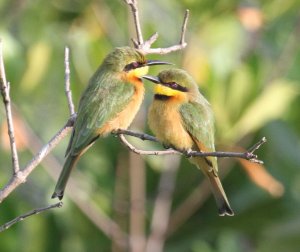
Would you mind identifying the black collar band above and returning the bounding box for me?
[154,94,172,100]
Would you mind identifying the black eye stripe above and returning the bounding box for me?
[124,61,144,72]
[163,82,188,92]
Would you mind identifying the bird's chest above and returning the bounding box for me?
[100,82,145,134]
[148,99,194,150]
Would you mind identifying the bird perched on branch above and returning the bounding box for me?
[143,69,234,216]
[52,47,170,200]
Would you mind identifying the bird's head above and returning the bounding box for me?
[143,68,199,102]
[103,47,170,80]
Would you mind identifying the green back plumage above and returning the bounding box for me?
[179,101,217,171]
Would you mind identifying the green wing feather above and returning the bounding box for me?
[67,70,135,156]
[179,101,217,171]
[179,101,234,216]
[53,70,135,199]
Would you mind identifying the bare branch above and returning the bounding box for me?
[141,9,190,54]
[247,137,267,156]
[125,0,144,46]
[179,9,189,45]
[123,0,190,54]
[9,112,128,250]
[0,116,75,203]
[141,9,189,54]
[118,134,177,156]
[142,32,158,50]
[114,130,266,163]
[116,129,158,142]
[64,46,75,116]
[0,40,20,174]
[0,43,78,203]
[0,202,63,232]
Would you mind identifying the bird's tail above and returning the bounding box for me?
[192,157,234,216]
[205,170,234,216]
[51,153,80,200]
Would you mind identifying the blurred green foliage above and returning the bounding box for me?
[1,0,300,251]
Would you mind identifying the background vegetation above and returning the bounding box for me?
[1,0,300,251]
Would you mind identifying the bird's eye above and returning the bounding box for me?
[170,82,178,89]
[166,82,188,92]
[132,62,139,68]
[124,61,141,72]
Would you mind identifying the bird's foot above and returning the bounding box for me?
[162,143,173,149]
[183,149,193,158]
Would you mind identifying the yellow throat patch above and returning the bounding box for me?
[131,66,149,78]
[154,84,183,97]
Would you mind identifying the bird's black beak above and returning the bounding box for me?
[142,75,161,84]
[146,60,172,66]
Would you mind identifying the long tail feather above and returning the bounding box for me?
[192,156,234,216]
[205,171,234,216]
[51,154,80,200]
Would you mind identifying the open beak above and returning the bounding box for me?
[146,60,173,66]
[142,75,161,84]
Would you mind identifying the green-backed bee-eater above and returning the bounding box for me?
[143,69,234,216]
[52,47,170,200]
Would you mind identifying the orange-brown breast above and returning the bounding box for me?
[148,97,194,150]
[99,77,145,135]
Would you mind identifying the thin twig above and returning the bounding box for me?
[141,9,189,54]
[116,129,158,142]
[142,32,158,51]
[0,202,63,232]
[114,130,266,163]
[0,44,78,203]
[0,41,125,245]
[124,0,144,46]
[123,0,189,54]
[9,110,128,250]
[0,116,75,203]
[64,47,75,115]
[141,9,190,54]
[247,137,267,155]
[179,9,189,45]
[0,40,20,174]
[118,134,176,156]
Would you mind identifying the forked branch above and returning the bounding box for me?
[124,0,189,54]
[0,47,75,203]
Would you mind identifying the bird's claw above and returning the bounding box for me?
[162,143,172,149]
[183,149,193,158]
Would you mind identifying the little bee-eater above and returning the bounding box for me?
[143,69,234,216]
[52,47,170,200]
